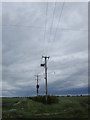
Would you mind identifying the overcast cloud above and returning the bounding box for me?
[2,2,88,97]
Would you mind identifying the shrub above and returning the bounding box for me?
[30,95,59,104]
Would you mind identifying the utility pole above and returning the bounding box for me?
[41,56,50,103]
[35,75,40,97]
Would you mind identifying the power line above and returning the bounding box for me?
[47,2,57,55]
[60,28,88,31]
[1,24,87,31]
[49,74,87,76]
[48,1,57,42]
[46,2,65,56]
[1,24,45,30]
[43,2,48,56]
[44,2,48,44]
[53,2,65,42]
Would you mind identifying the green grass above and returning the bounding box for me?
[2,96,89,119]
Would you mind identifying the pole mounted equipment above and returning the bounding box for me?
[35,75,40,97]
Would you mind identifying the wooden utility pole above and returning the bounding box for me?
[35,75,40,97]
[41,56,50,103]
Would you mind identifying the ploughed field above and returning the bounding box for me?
[2,96,89,119]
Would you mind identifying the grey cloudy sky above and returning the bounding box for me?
[2,2,88,97]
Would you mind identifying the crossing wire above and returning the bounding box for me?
[43,1,48,56]
[46,2,65,56]
[53,1,65,42]
[1,24,88,31]
[36,1,49,78]
[48,1,57,42]
[47,1,57,56]
[2,24,45,30]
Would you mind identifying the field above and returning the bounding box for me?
[2,96,89,119]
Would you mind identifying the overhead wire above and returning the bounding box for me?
[1,25,87,31]
[47,1,57,56]
[46,1,65,57]
[1,1,87,32]
[46,2,65,78]
[46,1,65,80]
[1,24,45,30]
[48,1,57,42]
[43,1,48,56]
[53,1,65,42]
[36,1,49,79]
[60,28,88,31]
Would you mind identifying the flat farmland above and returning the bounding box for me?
[2,96,89,119]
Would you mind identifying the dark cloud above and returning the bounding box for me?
[2,2,88,97]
